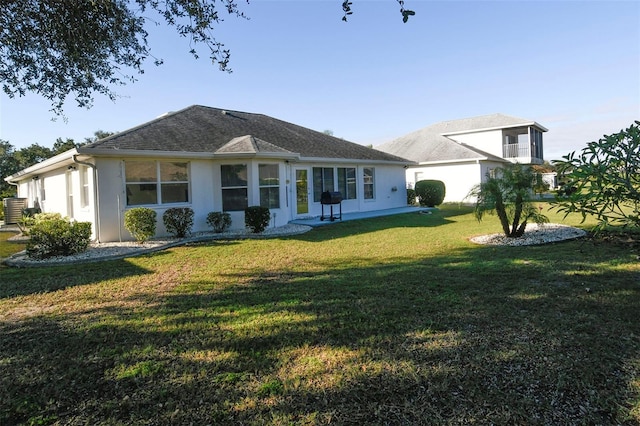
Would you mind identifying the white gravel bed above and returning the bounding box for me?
[470,223,587,246]
[4,224,311,267]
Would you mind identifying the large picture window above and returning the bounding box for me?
[363,167,375,200]
[259,164,280,209]
[312,167,334,202]
[337,167,356,200]
[221,164,248,211]
[125,161,189,205]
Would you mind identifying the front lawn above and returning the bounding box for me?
[1,205,639,424]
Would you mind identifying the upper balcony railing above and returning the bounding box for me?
[503,143,531,159]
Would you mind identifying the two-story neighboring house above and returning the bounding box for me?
[376,113,548,203]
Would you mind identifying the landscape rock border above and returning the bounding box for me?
[470,223,587,246]
[3,224,312,268]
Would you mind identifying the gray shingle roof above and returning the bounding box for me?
[79,105,409,163]
[376,113,544,163]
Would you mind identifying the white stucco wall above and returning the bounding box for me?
[12,165,99,238]
[408,162,482,203]
[90,158,409,242]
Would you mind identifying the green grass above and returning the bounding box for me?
[1,204,639,425]
[0,231,25,262]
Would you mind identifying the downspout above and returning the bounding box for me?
[72,155,101,242]
[7,180,19,193]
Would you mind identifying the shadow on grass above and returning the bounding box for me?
[0,259,153,299]
[293,209,458,242]
[1,237,639,424]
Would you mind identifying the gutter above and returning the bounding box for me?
[72,155,101,243]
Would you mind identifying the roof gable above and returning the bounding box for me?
[376,113,545,163]
[216,135,295,155]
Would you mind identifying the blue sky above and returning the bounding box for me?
[1,0,638,160]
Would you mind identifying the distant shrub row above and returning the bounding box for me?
[123,206,271,244]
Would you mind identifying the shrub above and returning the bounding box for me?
[124,207,157,243]
[206,211,232,233]
[245,206,270,233]
[16,208,44,234]
[26,218,92,259]
[162,207,194,238]
[552,120,640,230]
[406,188,417,206]
[415,180,446,207]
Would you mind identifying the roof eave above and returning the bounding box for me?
[298,156,415,166]
[77,148,215,158]
[4,149,79,182]
[414,157,508,166]
[442,121,548,136]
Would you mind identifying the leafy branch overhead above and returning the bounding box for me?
[0,0,247,115]
[551,121,640,230]
[2,1,413,116]
[342,0,415,22]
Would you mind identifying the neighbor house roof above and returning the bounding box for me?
[78,105,410,164]
[376,113,546,164]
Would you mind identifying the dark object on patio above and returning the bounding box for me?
[320,191,342,222]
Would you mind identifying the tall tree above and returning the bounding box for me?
[15,144,53,168]
[1,1,413,115]
[468,163,549,238]
[84,130,115,144]
[52,138,80,155]
[0,140,20,197]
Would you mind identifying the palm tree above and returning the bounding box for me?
[469,164,549,237]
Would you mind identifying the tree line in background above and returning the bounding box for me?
[0,130,112,198]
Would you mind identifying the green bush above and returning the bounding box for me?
[245,206,270,233]
[206,211,232,233]
[17,210,49,235]
[407,188,417,206]
[415,180,446,207]
[162,207,194,238]
[124,207,157,243]
[26,218,92,259]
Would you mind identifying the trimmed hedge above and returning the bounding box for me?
[26,217,92,259]
[207,211,232,233]
[124,207,157,243]
[415,180,446,207]
[245,206,270,233]
[163,207,194,238]
[407,188,417,206]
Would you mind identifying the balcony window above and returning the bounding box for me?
[503,127,543,160]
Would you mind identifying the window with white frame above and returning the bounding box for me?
[312,167,334,202]
[80,166,90,208]
[337,167,357,200]
[221,164,248,211]
[125,161,189,206]
[363,167,375,199]
[259,164,280,209]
